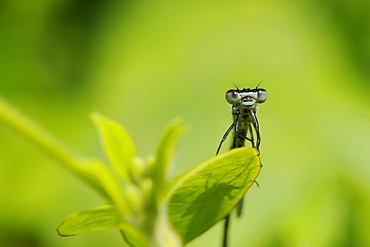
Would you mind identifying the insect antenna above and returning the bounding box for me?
[255,80,264,89]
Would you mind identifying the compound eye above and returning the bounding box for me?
[256,88,267,103]
[225,90,241,105]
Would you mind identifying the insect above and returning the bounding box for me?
[216,85,267,247]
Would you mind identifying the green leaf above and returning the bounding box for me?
[57,204,123,236]
[57,204,146,246]
[154,118,184,178]
[168,147,261,244]
[71,158,117,201]
[91,112,137,183]
[81,159,134,216]
[120,228,148,247]
[151,118,184,201]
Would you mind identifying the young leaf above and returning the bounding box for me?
[151,118,184,201]
[72,158,122,204]
[168,147,261,244]
[57,204,123,236]
[91,112,137,183]
[57,204,147,246]
[80,159,133,217]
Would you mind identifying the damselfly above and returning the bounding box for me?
[216,85,267,247]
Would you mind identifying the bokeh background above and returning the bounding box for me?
[0,1,369,246]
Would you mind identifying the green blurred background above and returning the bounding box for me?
[0,0,369,246]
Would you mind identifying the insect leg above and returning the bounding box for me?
[250,110,261,151]
[216,114,239,155]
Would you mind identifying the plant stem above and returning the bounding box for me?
[0,96,82,171]
[223,214,230,247]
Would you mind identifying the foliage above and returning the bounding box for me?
[0,97,261,246]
